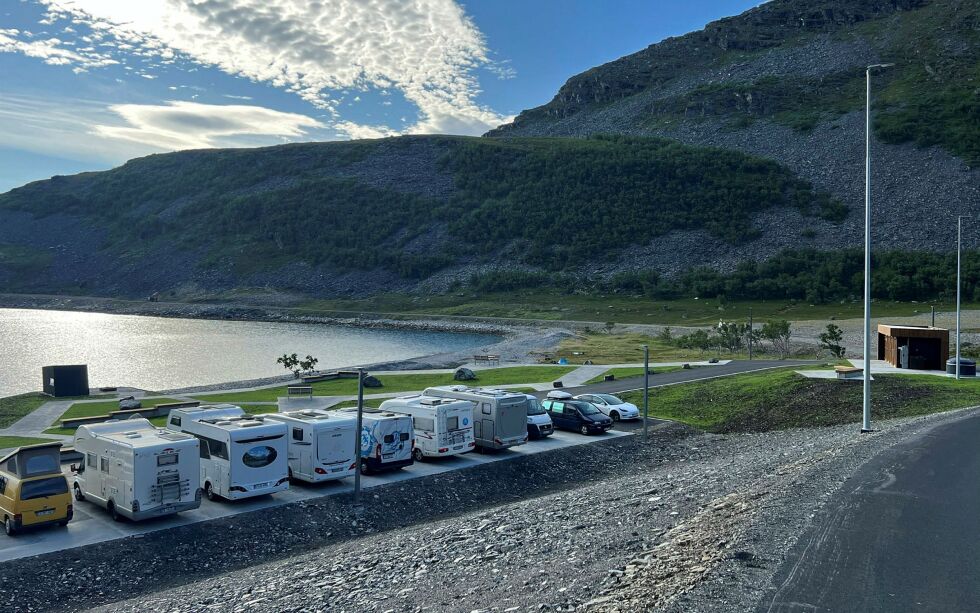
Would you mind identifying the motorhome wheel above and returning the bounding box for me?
[360,459,372,476]
[107,501,121,522]
[580,424,590,435]
[205,482,216,501]
[4,516,14,536]
[412,448,424,462]
[73,483,85,501]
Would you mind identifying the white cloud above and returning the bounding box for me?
[0,29,117,69]
[35,0,513,138]
[94,100,325,150]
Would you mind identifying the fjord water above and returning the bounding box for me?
[0,308,499,396]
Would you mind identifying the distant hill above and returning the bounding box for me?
[490,0,980,260]
[1,0,977,302]
[0,135,839,298]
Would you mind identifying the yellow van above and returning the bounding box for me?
[0,442,72,535]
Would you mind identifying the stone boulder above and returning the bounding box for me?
[362,375,383,388]
[118,396,142,410]
[454,367,477,381]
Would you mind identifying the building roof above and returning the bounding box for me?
[878,324,949,336]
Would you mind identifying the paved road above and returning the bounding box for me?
[763,410,980,612]
[536,359,817,399]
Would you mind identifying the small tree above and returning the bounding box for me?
[688,329,711,356]
[819,324,846,359]
[761,320,793,359]
[298,354,319,374]
[658,326,673,343]
[717,321,748,354]
[277,353,301,377]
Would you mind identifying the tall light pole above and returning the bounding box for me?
[353,368,365,507]
[956,216,962,380]
[862,63,893,434]
[642,344,649,437]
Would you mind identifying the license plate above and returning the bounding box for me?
[254,482,270,489]
[36,509,54,517]
[383,453,394,459]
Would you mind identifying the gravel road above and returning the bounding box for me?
[54,407,977,613]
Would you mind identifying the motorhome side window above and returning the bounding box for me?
[292,427,304,441]
[99,457,108,471]
[481,403,491,415]
[447,416,459,430]
[415,417,435,432]
[384,434,395,444]
[86,453,97,468]
[157,454,178,467]
[208,439,229,461]
[170,416,181,427]
[399,433,410,442]
[0,476,6,495]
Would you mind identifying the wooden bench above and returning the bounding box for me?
[835,366,863,380]
[287,385,313,399]
[473,354,500,366]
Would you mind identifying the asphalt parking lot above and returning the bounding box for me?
[0,427,632,563]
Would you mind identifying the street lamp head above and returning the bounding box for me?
[867,63,895,70]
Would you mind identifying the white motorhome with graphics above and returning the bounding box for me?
[166,405,288,501]
[264,410,358,483]
[378,395,475,461]
[71,419,202,521]
[334,407,414,474]
[421,386,528,450]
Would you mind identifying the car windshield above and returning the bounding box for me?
[596,394,623,405]
[526,398,546,415]
[20,476,69,500]
[573,401,601,415]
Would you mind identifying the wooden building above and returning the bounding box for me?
[876,325,949,370]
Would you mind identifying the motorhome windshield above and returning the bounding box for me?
[20,476,69,500]
[526,398,546,415]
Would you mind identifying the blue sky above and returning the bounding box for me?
[0,0,761,192]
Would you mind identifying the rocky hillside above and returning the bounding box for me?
[490,0,980,271]
[0,135,838,298]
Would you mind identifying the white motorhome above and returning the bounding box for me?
[71,419,202,521]
[166,405,289,501]
[264,410,358,483]
[524,394,554,439]
[378,395,475,461]
[422,386,528,450]
[333,407,414,474]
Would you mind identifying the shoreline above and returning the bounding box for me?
[0,293,579,396]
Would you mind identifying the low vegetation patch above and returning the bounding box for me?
[0,436,59,451]
[622,369,980,433]
[585,366,685,385]
[56,397,185,423]
[0,393,49,429]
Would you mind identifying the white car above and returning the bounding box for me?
[573,393,640,421]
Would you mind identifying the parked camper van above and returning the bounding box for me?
[379,395,475,461]
[334,407,414,474]
[0,443,72,535]
[422,386,528,450]
[71,419,202,521]
[265,410,358,483]
[524,394,554,439]
[166,405,289,500]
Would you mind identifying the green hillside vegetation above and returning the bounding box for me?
[0,135,840,277]
[621,369,980,432]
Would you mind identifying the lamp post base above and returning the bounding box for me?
[860,428,875,434]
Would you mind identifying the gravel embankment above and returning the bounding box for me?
[23,407,966,613]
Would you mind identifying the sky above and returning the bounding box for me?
[0,0,762,192]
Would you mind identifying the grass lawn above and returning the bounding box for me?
[191,366,575,404]
[0,435,60,450]
[43,402,279,436]
[298,293,965,326]
[56,397,186,423]
[585,366,686,385]
[0,393,49,429]
[620,369,980,433]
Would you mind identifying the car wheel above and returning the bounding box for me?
[4,516,15,536]
[610,411,620,422]
[580,424,590,436]
[204,482,216,501]
[73,483,85,502]
[107,501,122,522]
[412,448,424,462]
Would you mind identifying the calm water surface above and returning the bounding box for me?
[0,308,499,396]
